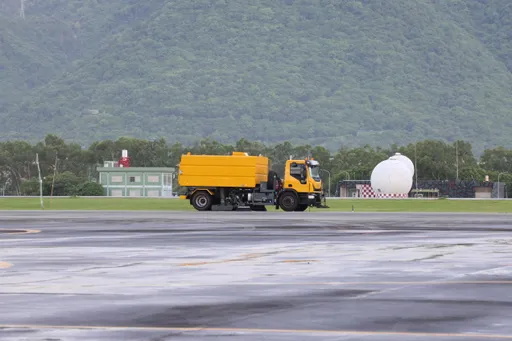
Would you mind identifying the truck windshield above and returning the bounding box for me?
[309,166,321,181]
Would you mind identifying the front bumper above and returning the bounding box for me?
[308,193,329,208]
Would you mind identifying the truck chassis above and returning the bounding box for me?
[186,172,328,212]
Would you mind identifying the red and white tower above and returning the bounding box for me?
[118,149,131,168]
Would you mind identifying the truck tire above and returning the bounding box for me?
[295,204,308,212]
[279,191,298,212]
[191,191,213,211]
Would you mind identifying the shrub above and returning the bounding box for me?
[76,181,104,196]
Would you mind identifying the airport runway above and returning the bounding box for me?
[0,211,511,340]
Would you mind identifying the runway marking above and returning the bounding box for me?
[179,251,291,266]
[0,229,41,235]
[179,253,266,266]
[3,280,512,290]
[0,324,511,339]
[0,262,12,269]
[280,259,318,263]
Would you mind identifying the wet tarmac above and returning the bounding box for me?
[0,211,511,340]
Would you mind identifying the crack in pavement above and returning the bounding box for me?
[78,262,144,272]
[178,246,310,267]
[1,276,71,286]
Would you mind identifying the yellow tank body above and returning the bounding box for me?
[178,152,269,188]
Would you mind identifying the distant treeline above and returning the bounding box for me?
[1,134,511,196]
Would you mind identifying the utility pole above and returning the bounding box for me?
[455,140,459,181]
[35,153,44,209]
[2,180,9,196]
[50,153,58,207]
[20,0,25,19]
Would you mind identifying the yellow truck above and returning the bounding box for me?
[177,152,328,212]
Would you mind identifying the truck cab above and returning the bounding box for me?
[277,158,326,211]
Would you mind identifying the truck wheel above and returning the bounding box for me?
[295,204,308,212]
[279,192,298,212]
[191,191,212,211]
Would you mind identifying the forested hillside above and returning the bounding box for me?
[1,0,512,154]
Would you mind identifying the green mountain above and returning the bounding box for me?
[1,0,512,154]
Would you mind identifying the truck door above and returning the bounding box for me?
[287,162,308,191]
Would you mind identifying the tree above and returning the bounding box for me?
[331,145,389,182]
[480,146,512,173]
[43,171,83,196]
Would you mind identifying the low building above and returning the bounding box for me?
[97,164,176,197]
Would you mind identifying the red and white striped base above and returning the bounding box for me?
[375,193,408,199]
[356,184,408,199]
[359,184,376,198]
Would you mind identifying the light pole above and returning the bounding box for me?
[414,142,418,190]
[498,172,508,199]
[320,169,331,197]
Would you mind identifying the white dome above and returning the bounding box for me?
[371,159,413,194]
[389,152,414,177]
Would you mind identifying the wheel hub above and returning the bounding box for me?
[196,196,208,207]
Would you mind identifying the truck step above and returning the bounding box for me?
[235,206,252,212]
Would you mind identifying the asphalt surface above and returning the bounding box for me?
[0,211,511,340]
